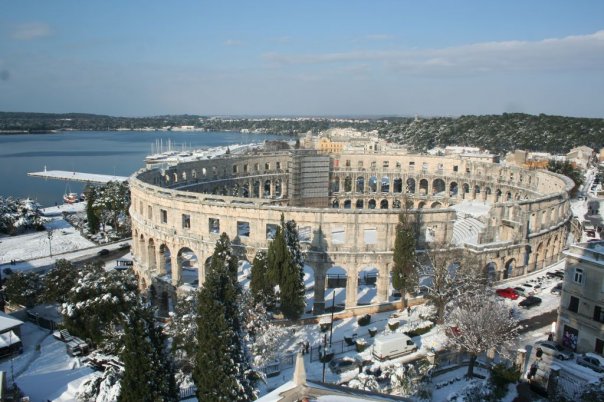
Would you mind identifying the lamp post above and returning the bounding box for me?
[329,290,335,347]
[47,229,54,257]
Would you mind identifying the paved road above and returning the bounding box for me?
[517,309,557,335]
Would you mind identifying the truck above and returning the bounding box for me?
[371,333,417,360]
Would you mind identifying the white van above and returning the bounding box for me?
[372,333,417,360]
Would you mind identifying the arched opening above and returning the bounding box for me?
[474,185,481,194]
[355,199,364,209]
[242,183,250,198]
[356,176,365,193]
[392,199,401,209]
[368,176,378,192]
[506,191,512,201]
[332,199,339,208]
[485,261,497,283]
[418,201,426,209]
[495,189,502,202]
[432,179,446,196]
[431,202,442,209]
[159,244,171,277]
[450,182,458,197]
[357,266,379,305]
[253,180,261,198]
[177,247,199,287]
[419,179,429,195]
[406,178,416,194]
[462,183,470,195]
[332,177,340,193]
[380,176,390,193]
[275,179,282,197]
[504,258,515,279]
[344,176,352,192]
[368,199,377,209]
[343,199,352,209]
[302,265,314,314]
[325,266,347,312]
[263,180,271,197]
[393,178,403,193]
[380,199,388,209]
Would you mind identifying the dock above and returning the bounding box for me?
[28,169,129,184]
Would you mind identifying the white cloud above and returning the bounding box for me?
[264,30,604,74]
[224,39,243,46]
[10,22,53,40]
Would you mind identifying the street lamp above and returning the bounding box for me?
[47,229,53,257]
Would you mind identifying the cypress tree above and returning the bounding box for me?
[392,213,418,309]
[250,250,275,308]
[194,233,255,401]
[85,186,100,234]
[118,302,178,402]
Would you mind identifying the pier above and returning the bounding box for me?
[28,169,128,184]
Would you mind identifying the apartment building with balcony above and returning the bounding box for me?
[557,241,604,354]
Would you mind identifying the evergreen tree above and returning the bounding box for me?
[40,259,77,303]
[194,233,255,401]
[250,250,275,308]
[267,216,305,320]
[118,301,178,402]
[392,213,419,309]
[85,186,100,234]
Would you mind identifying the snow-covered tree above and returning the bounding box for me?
[89,181,131,236]
[194,233,255,401]
[240,289,289,368]
[61,262,138,346]
[165,294,198,385]
[40,259,77,303]
[267,215,305,320]
[4,271,42,307]
[118,301,178,402]
[445,288,519,378]
[417,244,486,324]
[78,366,122,402]
[392,212,419,309]
[0,196,44,235]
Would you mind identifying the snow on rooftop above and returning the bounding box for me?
[0,311,24,332]
[450,199,492,218]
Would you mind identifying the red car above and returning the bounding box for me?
[495,287,519,300]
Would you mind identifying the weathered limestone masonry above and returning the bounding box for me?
[130,148,574,314]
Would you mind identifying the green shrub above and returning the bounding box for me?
[490,364,521,399]
[405,324,433,337]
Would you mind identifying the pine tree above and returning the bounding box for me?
[118,301,178,402]
[194,233,255,401]
[250,250,275,308]
[85,186,100,234]
[392,213,418,309]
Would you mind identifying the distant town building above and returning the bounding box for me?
[567,146,595,170]
[557,241,604,354]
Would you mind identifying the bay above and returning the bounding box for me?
[0,130,285,206]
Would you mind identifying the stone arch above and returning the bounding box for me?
[533,242,544,271]
[462,183,470,196]
[325,266,347,311]
[474,185,481,195]
[253,180,261,198]
[449,181,458,197]
[343,199,352,209]
[432,179,446,196]
[275,179,282,197]
[485,261,497,283]
[356,199,364,209]
[333,177,340,193]
[419,179,429,195]
[495,189,502,202]
[147,238,157,274]
[191,169,197,179]
[356,176,365,193]
[418,201,426,209]
[177,247,199,287]
[392,199,401,209]
[431,201,442,209]
[242,183,250,198]
[406,178,416,194]
[506,191,512,201]
[263,179,271,197]
[393,178,403,193]
[138,234,146,266]
[381,176,390,193]
[503,258,515,279]
[357,266,379,305]
[369,176,378,192]
[368,199,377,209]
[380,199,388,209]
[332,199,339,208]
[344,176,352,192]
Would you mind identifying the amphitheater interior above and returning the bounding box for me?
[130,144,576,315]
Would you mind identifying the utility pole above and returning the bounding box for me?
[47,229,54,257]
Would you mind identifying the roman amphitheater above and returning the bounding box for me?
[130,142,575,314]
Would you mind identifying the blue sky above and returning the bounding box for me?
[1,1,603,117]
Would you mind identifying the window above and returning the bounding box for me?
[395,161,401,168]
[569,296,579,313]
[276,161,281,170]
[237,221,250,237]
[266,224,279,240]
[409,161,415,167]
[358,161,364,168]
[383,161,389,168]
[594,306,604,323]
[299,226,311,243]
[209,218,220,234]
[254,163,259,171]
[345,160,351,167]
[243,164,248,173]
[264,163,270,170]
[182,214,191,229]
[233,165,238,173]
[331,227,345,245]
[453,165,459,172]
[147,205,152,219]
[160,209,168,224]
[364,229,377,244]
[371,161,376,168]
[574,268,584,284]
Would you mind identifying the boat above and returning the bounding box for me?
[63,192,79,204]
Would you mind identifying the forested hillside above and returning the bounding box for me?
[1,111,601,154]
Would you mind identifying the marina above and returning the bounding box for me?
[28,169,129,184]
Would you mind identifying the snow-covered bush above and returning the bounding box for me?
[0,196,44,235]
[4,271,42,307]
[77,366,122,402]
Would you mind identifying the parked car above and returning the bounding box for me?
[521,283,537,295]
[577,353,604,373]
[495,287,519,300]
[97,249,110,256]
[546,270,565,279]
[550,282,563,295]
[535,341,574,360]
[329,357,361,374]
[514,287,529,298]
[519,296,542,308]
